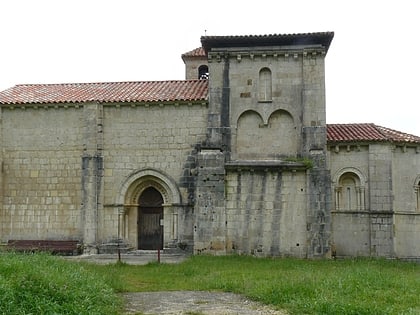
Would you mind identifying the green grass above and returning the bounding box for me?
[0,252,121,314]
[1,253,419,315]
[90,255,420,315]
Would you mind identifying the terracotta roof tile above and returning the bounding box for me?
[182,47,206,58]
[327,123,420,144]
[0,80,208,105]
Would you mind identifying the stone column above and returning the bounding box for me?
[81,102,104,254]
[194,149,226,254]
[335,187,342,211]
[117,206,125,240]
[301,51,332,258]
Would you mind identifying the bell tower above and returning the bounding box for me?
[181,47,208,80]
[192,32,335,257]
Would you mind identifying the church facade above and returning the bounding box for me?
[0,32,419,259]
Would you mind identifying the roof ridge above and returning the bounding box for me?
[15,79,203,87]
[202,31,334,39]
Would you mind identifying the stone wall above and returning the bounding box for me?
[392,145,420,259]
[0,106,84,241]
[225,169,307,257]
[101,103,208,249]
[327,142,420,258]
[0,102,208,250]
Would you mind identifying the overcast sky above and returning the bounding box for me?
[1,0,419,136]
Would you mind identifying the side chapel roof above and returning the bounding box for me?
[327,123,420,144]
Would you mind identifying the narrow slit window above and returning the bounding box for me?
[259,68,272,101]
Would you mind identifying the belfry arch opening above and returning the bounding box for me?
[198,65,209,79]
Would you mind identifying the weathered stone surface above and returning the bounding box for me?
[1,32,419,260]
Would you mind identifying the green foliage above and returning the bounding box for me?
[284,157,314,169]
[92,255,420,315]
[0,252,121,314]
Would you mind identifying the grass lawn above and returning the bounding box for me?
[0,252,121,314]
[1,252,419,314]
[92,255,420,315]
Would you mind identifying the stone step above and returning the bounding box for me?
[128,248,188,256]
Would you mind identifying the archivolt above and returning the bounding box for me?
[332,167,366,185]
[116,168,181,206]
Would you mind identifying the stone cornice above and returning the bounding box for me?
[225,160,309,172]
[208,48,326,63]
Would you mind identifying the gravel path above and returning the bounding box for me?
[122,291,288,315]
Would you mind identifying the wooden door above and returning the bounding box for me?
[138,187,163,250]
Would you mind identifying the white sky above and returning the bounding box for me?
[1,0,419,136]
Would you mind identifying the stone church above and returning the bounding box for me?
[1,32,419,259]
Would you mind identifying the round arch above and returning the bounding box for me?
[116,168,181,206]
[115,168,182,248]
[332,167,367,212]
[413,174,420,188]
[332,167,367,185]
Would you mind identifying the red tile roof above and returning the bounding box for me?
[327,123,420,144]
[0,80,208,105]
[182,47,206,58]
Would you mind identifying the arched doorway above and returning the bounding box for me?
[138,187,164,250]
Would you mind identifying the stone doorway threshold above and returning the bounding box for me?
[64,250,190,265]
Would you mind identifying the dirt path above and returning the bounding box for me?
[122,291,288,315]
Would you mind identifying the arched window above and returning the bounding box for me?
[416,180,420,212]
[335,171,365,211]
[259,68,272,101]
[198,65,209,80]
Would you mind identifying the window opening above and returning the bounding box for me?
[198,65,209,80]
[335,172,365,211]
[259,68,272,101]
